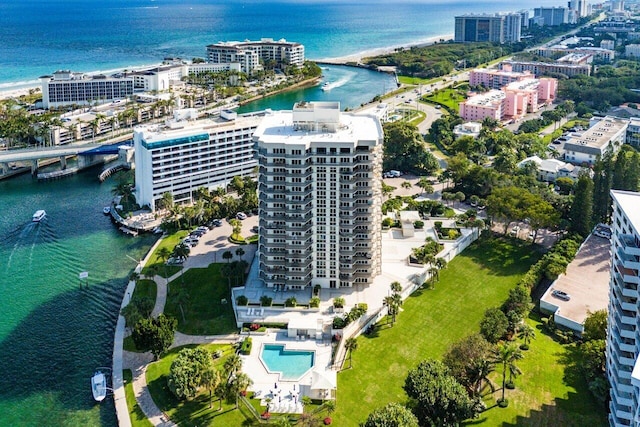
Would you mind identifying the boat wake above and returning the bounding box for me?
[321,73,355,91]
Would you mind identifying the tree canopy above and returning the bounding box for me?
[167,347,215,399]
[131,314,177,360]
[363,402,419,427]
[404,359,478,426]
[383,121,439,176]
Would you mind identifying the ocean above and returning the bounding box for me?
[0,0,560,89]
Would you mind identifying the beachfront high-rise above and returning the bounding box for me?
[253,102,383,290]
[607,190,640,426]
[454,13,523,44]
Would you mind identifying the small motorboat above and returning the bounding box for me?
[91,370,107,402]
[32,210,46,222]
[321,81,331,91]
[103,206,111,215]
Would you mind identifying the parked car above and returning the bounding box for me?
[251,226,259,233]
[552,290,571,301]
[236,212,247,220]
[211,219,223,227]
[510,226,521,235]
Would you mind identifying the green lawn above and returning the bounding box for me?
[164,263,238,335]
[398,75,438,85]
[146,344,258,426]
[424,88,467,110]
[123,369,153,427]
[142,231,189,278]
[133,279,157,304]
[333,236,542,426]
[472,312,607,427]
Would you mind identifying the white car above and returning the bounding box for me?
[236,212,247,220]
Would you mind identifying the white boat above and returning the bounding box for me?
[103,206,111,215]
[91,370,107,402]
[32,210,46,222]
[321,82,331,91]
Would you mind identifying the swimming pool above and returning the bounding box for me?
[260,344,315,380]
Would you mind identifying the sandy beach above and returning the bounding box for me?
[313,34,454,64]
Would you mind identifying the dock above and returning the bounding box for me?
[118,226,138,237]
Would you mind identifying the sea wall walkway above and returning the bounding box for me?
[112,237,163,427]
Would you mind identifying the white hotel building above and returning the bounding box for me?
[608,190,640,427]
[134,110,261,210]
[40,70,134,109]
[253,102,383,290]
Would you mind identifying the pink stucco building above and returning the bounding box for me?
[459,77,557,122]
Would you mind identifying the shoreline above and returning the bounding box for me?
[0,35,453,102]
[311,33,454,64]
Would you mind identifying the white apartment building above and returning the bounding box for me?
[607,190,640,427]
[130,63,243,92]
[40,70,134,109]
[206,38,305,75]
[253,101,383,290]
[134,110,262,210]
[564,116,628,165]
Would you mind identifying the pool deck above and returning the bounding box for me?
[242,331,334,414]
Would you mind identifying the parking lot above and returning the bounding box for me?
[181,214,259,269]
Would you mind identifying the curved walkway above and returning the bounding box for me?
[122,262,242,427]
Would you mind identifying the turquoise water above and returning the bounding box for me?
[238,65,397,113]
[261,345,315,380]
[0,0,561,88]
[0,170,156,426]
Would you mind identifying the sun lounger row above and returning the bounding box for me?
[246,308,264,317]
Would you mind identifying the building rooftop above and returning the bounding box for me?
[253,103,383,146]
[564,116,628,153]
[135,111,264,144]
[464,90,505,107]
[540,234,611,330]
[505,78,540,92]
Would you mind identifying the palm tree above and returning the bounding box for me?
[128,271,140,283]
[435,257,447,270]
[384,295,398,325]
[344,337,358,369]
[493,343,522,404]
[222,250,233,263]
[417,177,434,196]
[401,181,412,189]
[201,366,220,408]
[175,286,189,322]
[157,246,172,276]
[301,395,313,412]
[235,247,245,261]
[390,281,402,294]
[224,353,242,379]
[173,243,190,262]
[466,358,495,397]
[228,372,253,408]
[518,324,536,350]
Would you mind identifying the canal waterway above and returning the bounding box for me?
[0,169,155,426]
[237,65,397,113]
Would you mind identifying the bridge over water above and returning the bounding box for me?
[0,140,132,176]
